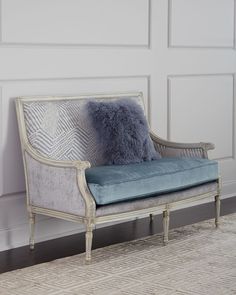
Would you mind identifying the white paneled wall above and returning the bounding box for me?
[2,0,149,46]
[167,75,234,160]
[0,0,235,251]
[169,0,235,48]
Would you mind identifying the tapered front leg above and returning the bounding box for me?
[215,195,220,228]
[29,212,36,250]
[163,209,170,246]
[85,222,94,262]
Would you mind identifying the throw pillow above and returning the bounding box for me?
[86,98,161,165]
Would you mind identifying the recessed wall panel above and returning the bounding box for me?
[2,0,149,46]
[0,76,149,196]
[169,0,234,47]
[168,75,234,160]
[0,87,2,196]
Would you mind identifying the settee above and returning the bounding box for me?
[15,92,220,262]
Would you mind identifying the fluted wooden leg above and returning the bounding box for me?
[215,195,220,228]
[163,209,170,246]
[85,222,94,262]
[29,212,36,250]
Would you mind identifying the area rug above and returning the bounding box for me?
[0,213,236,295]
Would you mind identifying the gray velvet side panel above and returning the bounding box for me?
[96,182,218,217]
[25,152,86,216]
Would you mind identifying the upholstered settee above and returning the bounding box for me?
[15,93,220,262]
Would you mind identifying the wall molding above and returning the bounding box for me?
[233,74,236,159]
[234,0,236,48]
[0,0,151,49]
[0,74,150,83]
[147,0,152,49]
[167,73,235,161]
[0,43,151,49]
[0,86,2,196]
[0,0,2,44]
[168,0,236,50]
[223,179,236,186]
[0,74,151,121]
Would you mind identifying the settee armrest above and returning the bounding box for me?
[24,148,95,218]
[150,131,215,159]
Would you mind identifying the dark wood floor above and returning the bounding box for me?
[0,196,236,274]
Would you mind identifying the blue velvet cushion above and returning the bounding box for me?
[86,99,161,165]
[86,158,218,205]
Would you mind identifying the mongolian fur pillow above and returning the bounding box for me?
[86,99,161,165]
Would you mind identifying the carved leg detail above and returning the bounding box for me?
[29,212,36,250]
[215,195,220,228]
[85,223,94,262]
[163,209,170,246]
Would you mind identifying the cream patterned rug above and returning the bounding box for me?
[0,213,236,295]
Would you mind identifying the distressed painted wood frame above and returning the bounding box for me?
[15,92,221,262]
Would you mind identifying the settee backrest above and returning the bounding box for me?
[17,93,145,166]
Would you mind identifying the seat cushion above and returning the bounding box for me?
[86,157,218,205]
[96,182,218,216]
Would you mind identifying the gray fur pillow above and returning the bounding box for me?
[86,99,161,165]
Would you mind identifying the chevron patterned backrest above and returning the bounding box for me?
[22,95,144,166]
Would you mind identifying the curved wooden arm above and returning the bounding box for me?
[150,131,215,159]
